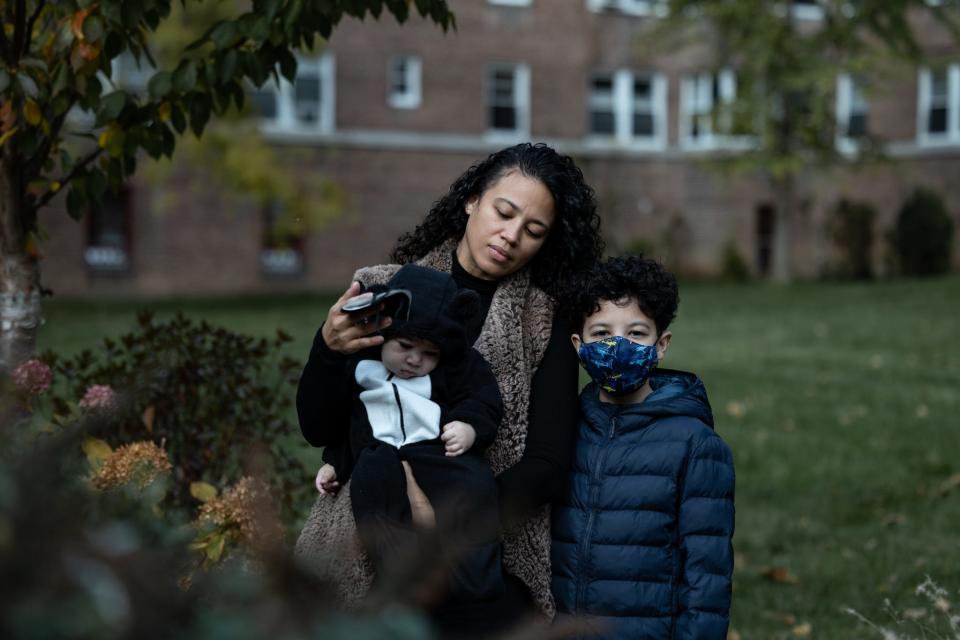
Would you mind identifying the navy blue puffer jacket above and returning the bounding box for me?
[551,369,735,639]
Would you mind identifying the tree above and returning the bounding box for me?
[662,0,959,282]
[0,0,454,372]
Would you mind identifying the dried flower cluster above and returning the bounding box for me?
[79,384,116,411]
[198,477,282,547]
[91,441,173,491]
[12,359,53,395]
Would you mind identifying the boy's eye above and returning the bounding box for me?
[424,351,439,359]
[398,341,412,349]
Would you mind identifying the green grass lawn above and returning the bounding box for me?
[38,276,960,639]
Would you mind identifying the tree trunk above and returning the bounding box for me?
[770,173,795,284]
[0,154,42,374]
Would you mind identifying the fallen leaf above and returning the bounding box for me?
[761,566,800,585]
[791,622,812,637]
[727,629,741,640]
[902,608,927,620]
[915,404,929,419]
[725,401,746,419]
[939,473,960,496]
[869,354,884,369]
[933,597,950,613]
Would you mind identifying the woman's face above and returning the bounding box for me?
[456,170,556,280]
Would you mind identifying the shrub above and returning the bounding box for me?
[828,198,877,280]
[894,188,955,276]
[43,312,311,525]
[720,240,751,282]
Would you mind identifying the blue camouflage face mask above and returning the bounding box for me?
[577,335,659,397]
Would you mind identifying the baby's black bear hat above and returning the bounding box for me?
[375,264,480,359]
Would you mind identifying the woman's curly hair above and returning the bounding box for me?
[390,143,604,300]
[565,254,679,336]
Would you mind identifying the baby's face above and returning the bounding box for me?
[381,336,441,379]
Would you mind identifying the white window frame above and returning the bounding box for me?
[488,0,532,6]
[790,0,824,20]
[586,0,668,17]
[587,70,667,150]
[485,63,530,140]
[680,69,747,151]
[836,73,869,154]
[256,53,335,135]
[388,55,422,110]
[917,64,960,147]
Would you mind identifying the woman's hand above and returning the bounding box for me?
[315,464,340,495]
[321,282,392,354]
[402,461,436,530]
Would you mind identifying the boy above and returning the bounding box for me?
[299,264,504,601]
[551,255,735,640]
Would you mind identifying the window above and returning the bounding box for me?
[588,70,666,148]
[836,73,869,152]
[260,202,305,277]
[586,0,668,17]
[85,189,131,273]
[487,64,530,137]
[250,54,335,134]
[918,64,960,145]
[388,56,422,109]
[680,69,741,150]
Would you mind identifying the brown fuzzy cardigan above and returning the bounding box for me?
[294,239,558,616]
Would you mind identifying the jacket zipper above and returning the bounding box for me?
[387,373,407,443]
[575,415,617,613]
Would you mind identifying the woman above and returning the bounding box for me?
[295,143,603,631]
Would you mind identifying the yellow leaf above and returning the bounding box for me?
[190,481,218,502]
[51,180,61,192]
[142,405,156,432]
[0,126,19,147]
[791,622,812,637]
[158,101,171,122]
[205,533,225,562]
[97,128,112,148]
[23,99,41,126]
[71,7,93,41]
[82,437,113,470]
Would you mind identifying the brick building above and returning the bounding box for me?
[41,0,960,296]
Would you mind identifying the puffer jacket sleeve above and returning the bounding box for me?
[675,430,735,640]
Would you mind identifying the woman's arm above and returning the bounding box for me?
[495,314,580,526]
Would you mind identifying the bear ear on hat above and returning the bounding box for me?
[448,289,481,323]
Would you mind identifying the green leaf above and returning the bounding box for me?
[87,169,107,198]
[277,48,297,83]
[66,183,88,220]
[97,91,128,125]
[147,71,172,99]
[188,93,212,137]
[82,16,105,42]
[205,532,226,562]
[218,49,238,85]
[173,60,197,93]
[190,481,219,502]
[210,21,239,50]
[170,104,187,134]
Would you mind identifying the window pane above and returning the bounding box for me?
[931,69,948,102]
[591,111,615,135]
[491,106,516,130]
[250,89,277,119]
[86,191,129,271]
[633,112,654,137]
[847,113,867,138]
[295,74,320,123]
[929,107,948,134]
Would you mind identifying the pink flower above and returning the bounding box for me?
[12,359,53,395]
[79,384,116,411]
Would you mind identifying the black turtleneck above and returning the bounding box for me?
[451,251,580,525]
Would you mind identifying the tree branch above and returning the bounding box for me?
[11,0,26,64]
[31,147,103,211]
[23,0,46,55]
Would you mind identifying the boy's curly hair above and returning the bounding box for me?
[565,255,679,335]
